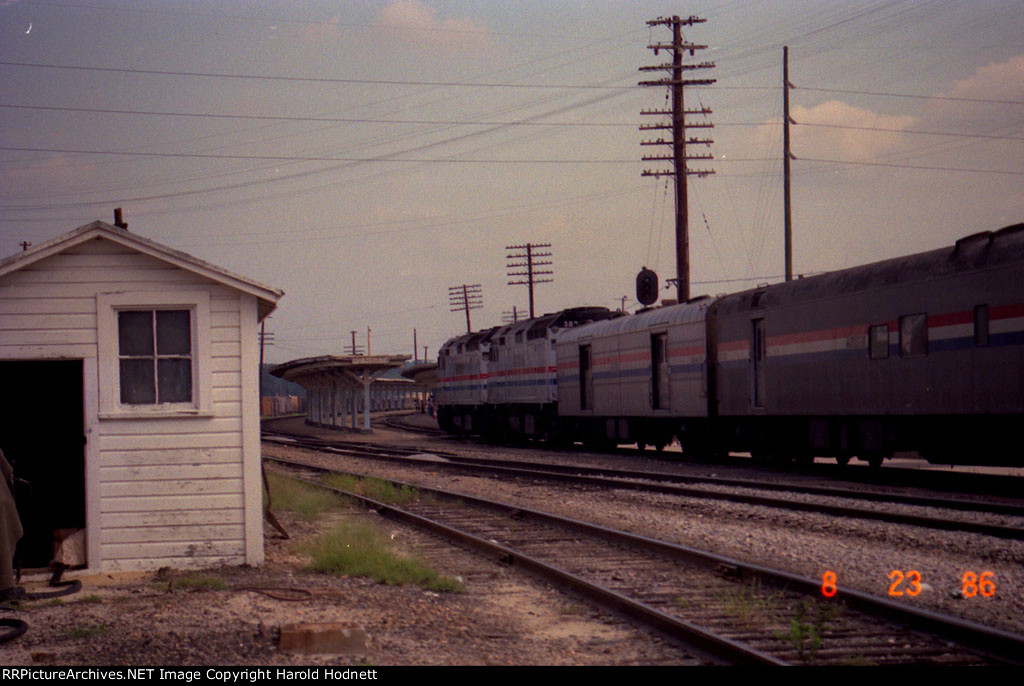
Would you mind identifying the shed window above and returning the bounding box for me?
[899,313,928,357]
[869,324,889,360]
[118,310,193,404]
[97,290,211,418]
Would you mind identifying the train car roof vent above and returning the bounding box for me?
[953,231,992,255]
[992,223,1024,240]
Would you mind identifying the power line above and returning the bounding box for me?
[0,102,634,127]
[0,61,636,89]
[798,122,1024,141]
[798,86,1024,106]
[0,145,636,164]
[799,158,1024,175]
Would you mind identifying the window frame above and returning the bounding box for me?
[899,313,928,358]
[97,291,212,418]
[868,324,890,360]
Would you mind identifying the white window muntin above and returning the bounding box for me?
[97,291,211,417]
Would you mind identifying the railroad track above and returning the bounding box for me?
[262,429,1024,541]
[371,411,1024,499]
[265,453,1024,666]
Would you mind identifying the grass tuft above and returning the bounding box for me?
[68,624,109,639]
[717,579,783,628]
[323,474,420,505]
[302,519,463,593]
[266,471,350,518]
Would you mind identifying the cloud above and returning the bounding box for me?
[373,1,489,53]
[944,54,1024,102]
[922,53,1024,133]
[790,100,916,160]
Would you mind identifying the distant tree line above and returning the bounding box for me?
[260,365,306,398]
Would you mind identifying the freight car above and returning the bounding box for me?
[438,223,1024,467]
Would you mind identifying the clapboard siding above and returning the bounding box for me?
[101,477,243,498]
[101,494,243,512]
[0,313,96,330]
[102,524,245,545]
[0,226,276,573]
[0,297,95,315]
[100,432,243,451]
[103,509,244,528]
[101,447,243,467]
[100,416,242,436]
[102,462,243,481]
[101,540,244,561]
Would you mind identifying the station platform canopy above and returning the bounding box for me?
[400,361,437,390]
[270,354,411,432]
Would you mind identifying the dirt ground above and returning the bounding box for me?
[1,484,698,666]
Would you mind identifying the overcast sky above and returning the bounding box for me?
[1,0,1022,363]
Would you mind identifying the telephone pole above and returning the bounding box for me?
[345,330,364,356]
[639,15,715,303]
[449,284,482,333]
[506,243,553,319]
[783,46,795,282]
[502,306,522,325]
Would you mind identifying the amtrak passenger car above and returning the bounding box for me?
[437,223,1024,467]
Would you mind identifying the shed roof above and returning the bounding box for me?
[0,220,284,319]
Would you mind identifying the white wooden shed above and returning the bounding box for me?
[0,220,283,572]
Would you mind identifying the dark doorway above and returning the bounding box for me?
[579,345,593,410]
[651,333,669,410]
[0,360,86,568]
[751,319,766,408]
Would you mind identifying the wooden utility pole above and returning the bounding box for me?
[783,46,795,282]
[346,330,364,356]
[639,15,715,303]
[506,243,552,319]
[449,284,482,333]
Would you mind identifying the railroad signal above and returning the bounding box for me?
[636,267,659,306]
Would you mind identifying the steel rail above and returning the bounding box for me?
[263,431,1024,540]
[265,453,1024,665]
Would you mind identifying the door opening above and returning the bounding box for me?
[0,360,86,569]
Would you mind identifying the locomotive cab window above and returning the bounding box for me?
[869,324,889,360]
[899,313,928,357]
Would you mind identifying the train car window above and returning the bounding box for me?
[974,305,989,346]
[899,313,928,357]
[869,324,889,360]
